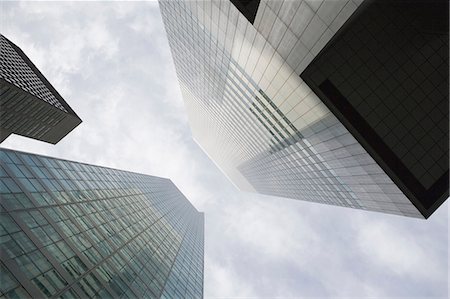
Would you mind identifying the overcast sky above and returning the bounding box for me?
[1,1,448,298]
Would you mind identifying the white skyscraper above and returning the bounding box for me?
[159,0,448,218]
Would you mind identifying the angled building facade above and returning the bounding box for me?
[159,0,448,218]
[0,148,204,298]
[0,35,82,144]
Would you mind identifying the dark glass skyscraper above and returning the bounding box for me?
[159,0,448,218]
[0,148,204,298]
[0,35,82,144]
[301,0,449,219]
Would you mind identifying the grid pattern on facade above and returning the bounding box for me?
[230,0,260,24]
[253,0,362,75]
[301,0,449,189]
[301,0,449,214]
[159,0,427,218]
[0,149,204,299]
[0,82,66,141]
[160,0,276,190]
[0,35,67,112]
[160,0,356,205]
[0,35,82,144]
[238,140,360,208]
[252,90,304,153]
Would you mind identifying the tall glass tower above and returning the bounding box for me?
[0,148,204,298]
[0,35,82,144]
[159,0,448,218]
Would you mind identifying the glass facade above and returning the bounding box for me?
[159,0,447,218]
[0,148,204,298]
[301,0,449,217]
[0,35,66,112]
[0,34,82,144]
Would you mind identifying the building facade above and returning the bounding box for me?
[0,35,82,144]
[159,0,448,218]
[0,148,204,298]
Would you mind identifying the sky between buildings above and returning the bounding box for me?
[0,1,448,298]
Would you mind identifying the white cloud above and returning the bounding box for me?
[224,198,318,261]
[85,17,119,59]
[205,259,257,298]
[358,221,426,276]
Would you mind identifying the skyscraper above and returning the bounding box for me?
[159,0,448,218]
[0,35,82,144]
[0,148,204,298]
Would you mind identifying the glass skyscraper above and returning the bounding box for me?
[0,148,204,298]
[0,35,82,144]
[159,0,448,218]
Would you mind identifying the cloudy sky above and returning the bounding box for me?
[1,1,448,298]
